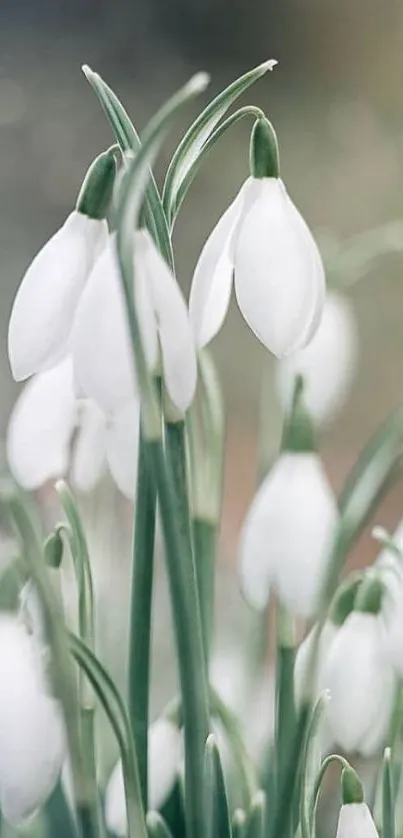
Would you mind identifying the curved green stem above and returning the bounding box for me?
[70,633,147,838]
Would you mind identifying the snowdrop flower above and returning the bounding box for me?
[105,717,181,836]
[8,149,117,381]
[336,768,379,838]
[320,580,396,756]
[7,358,139,498]
[275,292,358,425]
[0,614,65,825]
[189,117,325,357]
[239,381,337,616]
[72,229,197,415]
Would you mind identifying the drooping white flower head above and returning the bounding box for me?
[189,117,325,357]
[336,803,380,838]
[6,358,139,498]
[275,292,358,425]
[8,149,117,381]
[0,614,65,825]
[72,229,197,415]
[320,607,395,756]
[373,525,403,676]
[105,717,181,836]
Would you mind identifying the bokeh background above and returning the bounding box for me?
[1,0,403,781]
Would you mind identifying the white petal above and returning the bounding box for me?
[275,292,358,425]
[148,717,181,810]
[105,400,140,499]
[105,718,180,836]
[294,622,337,704]
[239,453,338,617]
[0,616,65,826]
[189,182,249,348]
[71,400,107,492]
[72,237,137,413]
[336,804,379,838]
[321,612,395,755]
[136,230,197,411]
[6,359,77,489]
[8,212,107,380]
[234,179,325,357]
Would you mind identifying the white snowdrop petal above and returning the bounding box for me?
[105,400,140,499]
[8,212,107,380]
[294,622,337,705]
[105,719,180,836]
[148,718,181,810]
[276,293,358,425]
[189,182,250,348]
[71,400,108,492]
[138,230,197,411]
[234,179,325,357]
[0,616,65,826]
[239,453,337,617]
[321,613,395,754]
[72,237,137,413]
[6,359,77,489]
[336,804,379,838]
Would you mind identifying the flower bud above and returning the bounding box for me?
[76,146,119,220]
[249,117,280,179]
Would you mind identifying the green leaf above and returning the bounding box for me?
[300,693,331,838]
[163,59,277,226]
[245,791,266,838]
[320,407,403,609]
[383,748,396,838]
[70,633,147,838]
[204,735,232,838]
[82,64,174,268]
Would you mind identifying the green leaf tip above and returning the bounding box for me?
[341,766,364,805]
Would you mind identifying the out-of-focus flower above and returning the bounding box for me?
[0,614,65,825]
[239,451,337,617]
[320,606,396,756]
[275,292,358,425]
[8,150,116,381]
[105,717,181,836]
[189,117,325,357]
[7,358,138,498]
[72,229,197,415]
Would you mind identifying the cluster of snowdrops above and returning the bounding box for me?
[1,59,403,838]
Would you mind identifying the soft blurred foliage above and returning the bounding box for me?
[1,0,403,747]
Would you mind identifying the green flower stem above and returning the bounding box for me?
[210,687,258,807]
[56,482,101,838]
[143,435,210,838]
[128,430,158,810]
[270,704,310,838]
[383,749,396,838]
[193,517,216,659]
[162,420,210,838]
[311,754,350,818]
[275,605,296,834]
[6,495,92,838]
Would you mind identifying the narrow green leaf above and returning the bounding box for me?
[204,735,232,838]
[245,791,266,838]
[163,60,277,226]
[383,748,396,838]
[70,633,147,838]
[300,692,330,838]
[82,64,174,268]
[320,408,403,608]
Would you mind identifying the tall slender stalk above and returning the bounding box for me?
[128,430,158,809]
